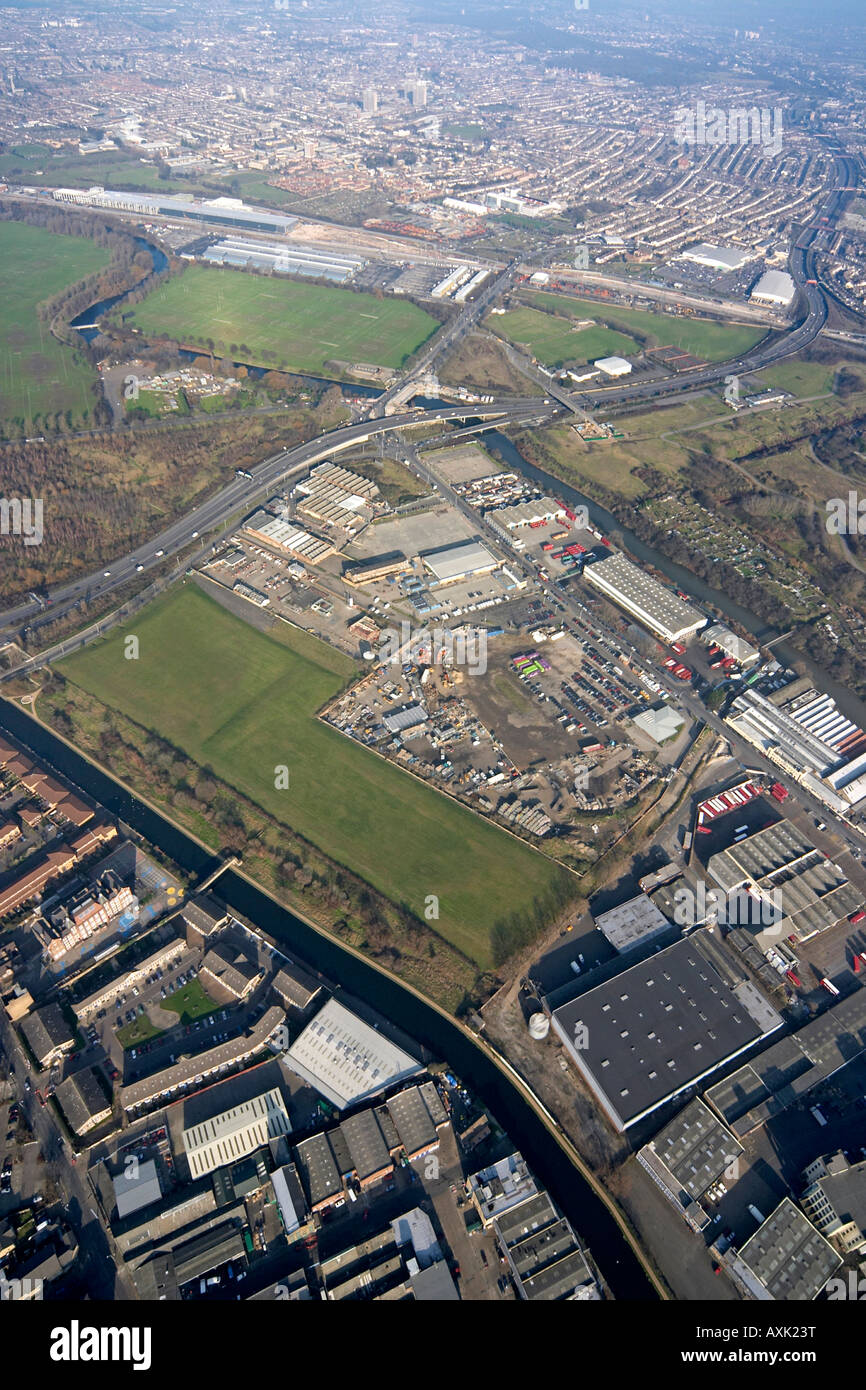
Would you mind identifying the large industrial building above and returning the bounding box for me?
[284,999,421,1111]
[551,934,783,1132]
[728,1199,840,1300]
[582,550,705,644]
[486,497,567,530]
[419,539,499,586]
[52,186,297,236]
[750,269,796,308]
[181,1088,292,1179]
[594,355,632,378]
[725,685,866,810]
[706,820,861,944]
[680,243,754,272]
[243,510,334,564]
[637,1098,744,1232]
[200,236,364,283]
[705,989,866,1137]
[294,462,383,534]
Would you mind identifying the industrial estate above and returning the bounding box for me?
[1,0,866,1358]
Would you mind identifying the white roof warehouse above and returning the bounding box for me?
[582,550,705,644]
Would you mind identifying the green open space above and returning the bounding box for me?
[0,221,109,432]
[117,1016,164,1049]
[489,306,635,368]
[161,978,220,1024]
[521,290,767,362]
[0,145,203,195]
[59,586,568,969]
[122,265,439,375]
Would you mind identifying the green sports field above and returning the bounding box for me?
[123,265,440,375]
[0,222,109,432]
[522,290,767,362]
[60,586,567,968]
[490,306,636,368]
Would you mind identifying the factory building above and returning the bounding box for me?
[594,355,632,378]
[700,623,760,666]
[750,270,796,308]
[343,551,409,586]
[726,686,866,808]
[243,510,334,564]
[705,989,866,1137]
[706,820,861,944]
[582,550,705,644]
[551,935,783,1132]
[486,497,568,530]
[728,1199,840,1300]
[294,462,383,533]
[632,705,686,745]
[431,265,473,299]
[593,894,674,954]
[181,1089,292,1179]
[200,237,364,283]
[637,1098,744,1233]
[420,538,499,586]
[52,186,297,236]
[284,998,421,1111]
[680,244,754,272]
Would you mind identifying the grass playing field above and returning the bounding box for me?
[490,305,636,368]
[0,222,109,433]
[123,265,440,376]
[60,586,567,968]
[522,290,766,362]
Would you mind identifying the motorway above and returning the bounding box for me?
[533,153,859,415]
[2,152,858,659]
[0,396,553,644]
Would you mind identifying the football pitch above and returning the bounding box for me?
[123,265,440,375]
[60,587,568,968]
[491,306,636,368]
[522,290,766,362]
[0,222,109,431]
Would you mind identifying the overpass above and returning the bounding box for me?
[0,397,555,643]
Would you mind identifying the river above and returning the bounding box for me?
[0,699,658,1301]
[70,238,386,403]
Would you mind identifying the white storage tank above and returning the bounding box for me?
[528,1012,550,1040]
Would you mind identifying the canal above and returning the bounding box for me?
[0,698,658,1300]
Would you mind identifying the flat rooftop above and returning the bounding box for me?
[420,538,499,584]
[551,935,783,1130]
[645,1097,744,1201]
[737,1198,840,1300]
[705,988,866,1136]
[593,893,673,953]
[284,998,421,1111]
[582,550,705,643]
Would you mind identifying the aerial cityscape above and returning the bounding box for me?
[1,0,866,1355]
